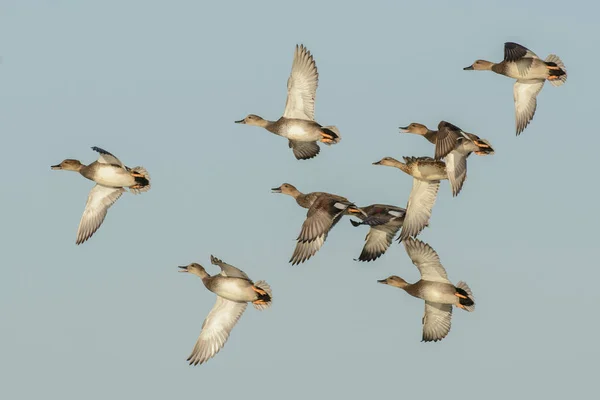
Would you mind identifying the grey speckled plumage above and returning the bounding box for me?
[377,238,475,342]
[272,183,363,265]
[179,256,272,366]
[51,147,150,245]
[350,204,406,262]
[235,45,341,160]
[464,42,567,135]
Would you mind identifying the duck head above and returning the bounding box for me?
[377,275,409,289]
[51,159,83,171]
[464,60,494,71]
[235,114,269,127]
[399,123,429,135]
[178,263,210,279]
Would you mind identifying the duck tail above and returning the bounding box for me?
[473,138,495,156]
[455,281,475,312]
[545,54,567,87]
[129,166,151,194]
[252,280,273,310]
[321,125,341,145]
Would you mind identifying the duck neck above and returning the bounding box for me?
[262,118,279,133]
[423,130,437,144]
[392,160,411,175]
[295,191,316,208]
[199,272,212,288]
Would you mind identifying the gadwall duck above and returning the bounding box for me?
[179,255,272,365]
[349,204,406,262]
[51,147,151,244]
[464,42,567,135]
[378,238,475,342]
[400,121,494,160]
[272,183,364,265]
[373,157,446,241]
[401,121,494,196]
[235,44,341,160]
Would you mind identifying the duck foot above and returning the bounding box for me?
[252,286,267,296]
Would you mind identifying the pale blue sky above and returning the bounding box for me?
[1,0,597,398]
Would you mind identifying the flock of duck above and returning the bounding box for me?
[51,42,567,365]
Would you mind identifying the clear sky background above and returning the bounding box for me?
[1,0,597,398]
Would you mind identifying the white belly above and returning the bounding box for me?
[213,279,254,302]
[284,125,319,141]
[94,167,134,187]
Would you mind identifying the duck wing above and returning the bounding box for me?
[399,179,440,241]
[76,184,124,245]
[422,302,453,342]
[91,146,124,167]
[402,237,450,283]
[290,196,351,265]
[186,296,248,365]
[445,149,469,197]
[210,255,250,280]
[288,140,320,160]
[283,44,319,121]
[514,80,545,135]
[504,42,539,62]
[357,219,404,262]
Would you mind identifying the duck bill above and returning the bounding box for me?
[398,126,409,132]
[372,160,382,165]
[51,164,62,170]
[178,266,189,273]
[234,119,246,124]
[271,186,282,193]
[463,65,474,70]
[347,207,365,216]
[377,279,388,284]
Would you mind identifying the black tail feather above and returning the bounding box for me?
[456,287,475,307]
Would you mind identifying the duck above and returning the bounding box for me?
[235,44,341,160]
[378,238,475,342]
[464,42,567,135]
[349,204,406,262]
[373,157,446,241]
[178,255,272,366]
[51,147,151,245]
[272,183,364,265]
[400,121,494,160]
[400,121,494,196]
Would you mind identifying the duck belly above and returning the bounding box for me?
[504,60,548,80]
[212,278,256,302]
[278,120,321,141]
[414,164,447,180]
[418,284,457,305]
[93,166,136,187]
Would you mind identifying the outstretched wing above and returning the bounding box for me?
[186,297,248,365]
[76,185,124,245]
[283,44,319,121]
[422,302,453,342]
[210,256,250,280]
[402,237,450,283]
[514,80,544,135]
[91,146,124,167]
